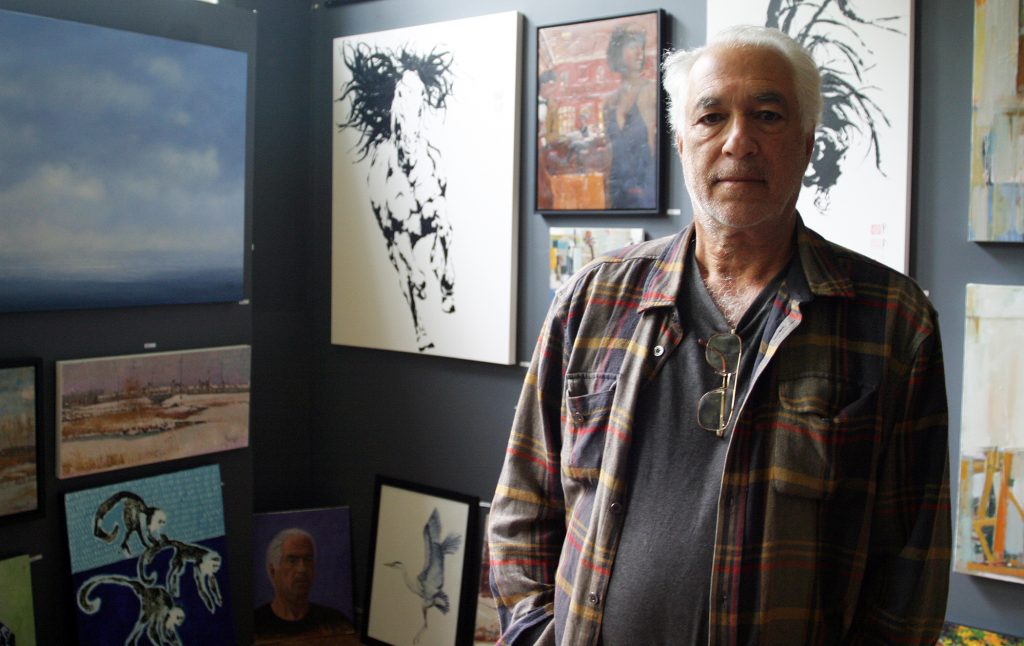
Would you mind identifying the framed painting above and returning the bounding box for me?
[0,7,251,312]
[364,476,479,646]
[64,464,234,645]
[253,506,356,644]
[0,555,37,646]
[969,0,1024,241]
[954,284,1024,585]
[56,345,251,479]
[332,12,522,364]
[549,227,644,294]
[0,359,41,520]
[708,0,913,272]
[536,10,664,215]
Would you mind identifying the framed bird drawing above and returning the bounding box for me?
[365,476,479,646]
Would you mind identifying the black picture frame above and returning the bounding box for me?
[536,9,665,215]
[363,476,479,646]
[0,358,43,523]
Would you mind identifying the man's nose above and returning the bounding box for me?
[721,116,758,158]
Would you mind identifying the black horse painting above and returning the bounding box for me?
[337,44,456,352]
[765,0,902,211]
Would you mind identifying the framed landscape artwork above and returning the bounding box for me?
[65,464,234,645]
[969,0,1024,242]
[955,284,1024,585]
[332,12,522,364]
[536,10,663,214]
[708,0,913,272]
[0,554,37,646]
[0,8,251,312]
[0,359,41,520]
[56,345,251,479]
[364,477,479,646]
[253,506,356,644]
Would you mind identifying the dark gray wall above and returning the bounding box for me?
[2,0,1022,642]
[311,0,1024,639]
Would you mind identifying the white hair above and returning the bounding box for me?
[266,527,316,571]
[662,25,822,137]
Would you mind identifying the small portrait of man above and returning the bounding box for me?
[253,508,355,644]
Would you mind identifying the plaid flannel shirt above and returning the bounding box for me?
[489,220,950,645]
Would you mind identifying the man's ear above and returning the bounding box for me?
[676,134,684,157]
[804,131,814,158]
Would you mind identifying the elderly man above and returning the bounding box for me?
[488,25,950,645]
[254,528,352,642]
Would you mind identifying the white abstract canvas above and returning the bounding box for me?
[707,0,913,272]
[332,12,522,364]
[955,284,1024,584]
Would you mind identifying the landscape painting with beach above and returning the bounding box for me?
[57,346,250,479]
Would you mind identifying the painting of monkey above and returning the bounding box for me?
[65,465,234,645]
[93,491,167,556]
[78,574,185,646]
[140,538,223,613]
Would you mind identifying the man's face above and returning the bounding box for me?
[678,45,813,232]
[269,534,315,605]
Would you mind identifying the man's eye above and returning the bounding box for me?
[698,113,725,125]
[756,111,783,122]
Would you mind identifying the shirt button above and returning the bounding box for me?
[609,502,622,514]
[573,411,584,423]
[588,592,600,605]
[653,345,664,357]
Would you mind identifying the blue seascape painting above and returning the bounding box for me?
[0,9,248,312]
[65,465,234,645]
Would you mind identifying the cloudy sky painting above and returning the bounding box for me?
[0,9,248,312]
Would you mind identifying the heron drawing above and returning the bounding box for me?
[384,507,462,644]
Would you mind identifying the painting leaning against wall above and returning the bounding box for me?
[65,464,233,645]
[56,346,250,479]
[969,0,1024,242]
[954,284,1024,585]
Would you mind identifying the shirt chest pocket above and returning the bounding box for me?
[771,375,878,499]
[563,372,618,481]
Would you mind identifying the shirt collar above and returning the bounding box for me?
[638,215,855,313]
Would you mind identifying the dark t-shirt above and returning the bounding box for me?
[599,249,794,645]
[253,602,354,641]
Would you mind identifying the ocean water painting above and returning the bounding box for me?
[0,9,249,312]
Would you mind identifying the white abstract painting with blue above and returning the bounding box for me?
[0,9,248,313]
[64,465,234,645]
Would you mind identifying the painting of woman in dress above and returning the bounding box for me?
[602,25,657,209]
[536,11,661,213]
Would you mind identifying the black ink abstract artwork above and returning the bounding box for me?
[332,13,521,365]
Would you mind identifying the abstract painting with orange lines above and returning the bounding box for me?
[954,284,1024,584]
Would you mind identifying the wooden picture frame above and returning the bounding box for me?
[0,358,42,522]
[536,10,664,215]
[364,476,479,646]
